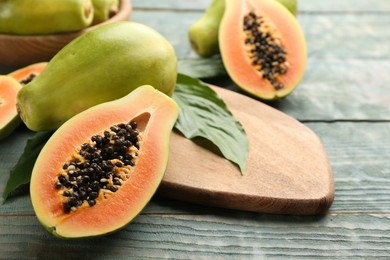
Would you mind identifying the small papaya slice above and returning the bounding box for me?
[9,62,48,85]
[30,85,179,238]
[219,0,307,100]
[0,0,93,35]
[0,76,22,140]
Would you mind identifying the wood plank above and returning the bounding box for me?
[307,122,390,213]
[0,213,390,258]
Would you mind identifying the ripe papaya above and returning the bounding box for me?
[9,62,48,85]
[188,0,297,58]
[219,0,307,100]
[92,0,120,25]
[0,76,22,140]
[30,85,179,238]
[0,63,47,140]
[0,0,93,35]
[17,21,177,131]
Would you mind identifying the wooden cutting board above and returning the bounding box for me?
[158,86,334,215]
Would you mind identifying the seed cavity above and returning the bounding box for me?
[243,11,289,90]
[54,121,142,213]
[20,73,37,85]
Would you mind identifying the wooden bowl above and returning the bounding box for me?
[0,0,131,68]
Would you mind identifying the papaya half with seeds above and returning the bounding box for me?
[219,0,307,100]
[9,62,48,85]
[30,85,179,238]
[0,0,93,35]
[0,63,47,140]
[0,76,22,140]
[188,0,297,58]
[17,21,177,132]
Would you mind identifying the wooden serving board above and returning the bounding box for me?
[158,86,334,215]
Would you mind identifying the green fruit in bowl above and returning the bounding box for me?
[0,0,94,35]
[91,0,120,25]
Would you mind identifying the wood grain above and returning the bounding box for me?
[1,214,390,259]
[159,86,334,215]
[0,0,131,68]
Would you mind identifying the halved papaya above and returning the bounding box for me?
[219,0,307,100]
[0,76,22,140]
[0,62,48,140]
[30,85,179,238]
[9,62,48,85]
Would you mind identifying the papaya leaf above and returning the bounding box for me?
[178,57,227,79]
[2,131,53,202]
[173,73,249,174]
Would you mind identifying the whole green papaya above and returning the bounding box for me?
[91,0,120,25]
[17,21,177,131]
[0,0,93,35]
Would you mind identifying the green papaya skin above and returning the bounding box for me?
[188,0,297,58]
[17,21,177,132]
[92,0,120,25]
[188,0,225,57]
[0,0,93,35]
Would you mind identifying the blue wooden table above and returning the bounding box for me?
[1,0,390,258]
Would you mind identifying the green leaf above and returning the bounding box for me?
[178,57,227,79]
[173,73,249,174]
[2,131,53,202]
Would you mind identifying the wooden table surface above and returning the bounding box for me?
[1,0,390,258]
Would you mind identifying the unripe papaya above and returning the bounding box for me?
[188,0,225,57]
[0,0,93,35]
[188,0,297,57]
[92,0,120,25]
[17,21,177,131]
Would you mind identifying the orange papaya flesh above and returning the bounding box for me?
[9,62,48,85]
[0,76,22,140]
[219,0,307,100]
[30,85,179,238]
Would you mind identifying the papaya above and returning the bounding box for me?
[30,85,179,238]
[188,0,225,57]
[219,0,307,100]
[0,0,93,35]
[9,62,48,85]
[0,76,22,140]
[0,63,47,140]
[92,0,120,25]
[17,21,177,132]
[188,0,297,58]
